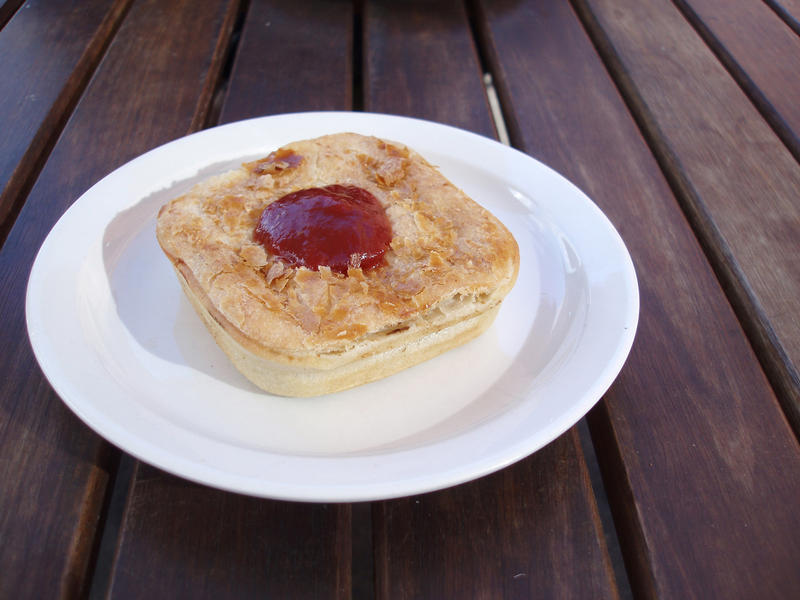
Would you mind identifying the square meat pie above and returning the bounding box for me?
[156,133,519,396]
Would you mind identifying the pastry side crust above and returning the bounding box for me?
[174,261,500,396]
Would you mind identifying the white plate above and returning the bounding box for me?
[26,112,638,502]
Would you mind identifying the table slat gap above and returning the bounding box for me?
[85,454,137,600]
[577,418,635,600]
[0,0,134,251]
[48,441,119,600]
[0,0,23,30]
[764,0,800,36]
[190,0,247,132]
[464,0,511,143]
[351,503,376,600]
[464,0,525,150]
[352,0,365,111]
[586,404,661,600]
[481,73,511,146]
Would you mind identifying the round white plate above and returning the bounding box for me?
[26,112,638,502]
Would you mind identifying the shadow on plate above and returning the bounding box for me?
[101,157,263,393]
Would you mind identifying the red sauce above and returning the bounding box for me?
[254,185,392,274]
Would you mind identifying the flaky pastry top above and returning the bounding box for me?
[156,133,519,357]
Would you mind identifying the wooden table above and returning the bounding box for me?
[2,0,799,598]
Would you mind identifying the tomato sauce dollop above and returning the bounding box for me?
[254,185,392,275]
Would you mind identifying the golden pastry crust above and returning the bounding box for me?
[156,133,519,394]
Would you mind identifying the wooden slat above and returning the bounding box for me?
[364,2,618,597]
[108,465,351,599]
[675,0,800,159]
[219,0,353,121]
[363,0,495,136]
[106,2,354,598]
[375,430,619,598]
[578,0,800,433]
[478,0,800,597]
[0,0,129,244]
[0,0,238,597]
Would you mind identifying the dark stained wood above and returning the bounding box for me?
[364,0,495,136]
[106,2,355,598]
[0,389,113,600]
[675,0,800,160]
[577,0,800,434]
[364,2,618,598]
[375,430,619,599]
[0,0,239,597]
[478,0,800,597]
[219,0,353,122]
[0,0,130,245]
[108,465,351,599]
